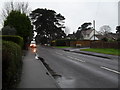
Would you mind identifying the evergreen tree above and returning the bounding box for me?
[4,10,33,49]
[30,8,66,44]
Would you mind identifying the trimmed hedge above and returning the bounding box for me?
[55,39,66,46]
[2,41,23,89]
[0,35,23,48]
[52,39,77,46]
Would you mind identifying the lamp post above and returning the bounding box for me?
[93,20,95,41]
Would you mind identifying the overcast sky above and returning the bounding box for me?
[0,0,119,34]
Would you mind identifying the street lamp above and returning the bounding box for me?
[93,20,95,41]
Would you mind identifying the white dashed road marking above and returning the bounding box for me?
[67,56,85,63]
[101,66,120,74]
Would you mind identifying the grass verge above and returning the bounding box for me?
[80,48,120,56]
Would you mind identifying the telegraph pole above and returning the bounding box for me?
[93,20,95,41]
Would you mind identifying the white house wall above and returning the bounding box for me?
[90,36,99,40]
[84,30,99,40]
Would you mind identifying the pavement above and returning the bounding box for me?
[59,47,119,60]
[18,48,59,88]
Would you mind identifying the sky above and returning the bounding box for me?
[0,0,119,34]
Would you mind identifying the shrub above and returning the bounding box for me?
[101,37,108,42]
[55,39,66,46]
[1,35,23,48]
[1,26,17,35]
[2,41,22,89]
[117,38,120,41]
[54,39,77,46]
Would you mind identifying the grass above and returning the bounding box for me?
[80,48,120,56]
[54,46,71,48]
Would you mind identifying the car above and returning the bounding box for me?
[30,41,36,48]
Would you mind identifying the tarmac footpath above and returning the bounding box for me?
[18,48,59,88]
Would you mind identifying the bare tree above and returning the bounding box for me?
[15,2,30,14]
[1,1,31,26]
[65,26,70,35]
[99,25,111,35]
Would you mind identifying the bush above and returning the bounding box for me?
[1,26,17,35]
[55,39,66,46]
[1,35,23,48]
[54,39,77,46]
[101,37,108,42]
[2,41,22,89]
[117,38,120,41]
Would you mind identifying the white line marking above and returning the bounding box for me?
[101,66,120,74]
[67,56,85,63]
[67,56,74,59]
[74,57,86,62]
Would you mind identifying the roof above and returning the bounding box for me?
[81,29,93,35]
[95,33,118,40]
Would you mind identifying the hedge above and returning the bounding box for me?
[52,39,77,46]
[2,41,23,89]
[0,35,23,48]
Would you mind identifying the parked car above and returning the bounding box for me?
[30,41,36,48]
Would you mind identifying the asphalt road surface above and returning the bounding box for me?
[37,45,119,88]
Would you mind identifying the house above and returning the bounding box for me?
[81,29,100,40]
[66,34,76,39]
[95,33,118,41]
[66,29,100,40]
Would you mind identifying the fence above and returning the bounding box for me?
[70,40,92,47]
[90,41,120,49]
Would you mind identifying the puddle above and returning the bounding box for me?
[55,76,75,88]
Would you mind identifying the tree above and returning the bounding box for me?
[2,1,30,18]
[75,30,83,40]
[1,1,30,26]
[99,25,111,35]
[4,10,32,48]
[30,8,66,44]
[1,26,16,35]
[116,26,120,41]
[78,22,92,31]
[116,26,120,34]
[65,26,70,35]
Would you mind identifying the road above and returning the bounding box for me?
[37,45,119,88]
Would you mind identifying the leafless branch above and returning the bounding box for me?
[1,1,31,27]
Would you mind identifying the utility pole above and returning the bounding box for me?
[93,20,95,41]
